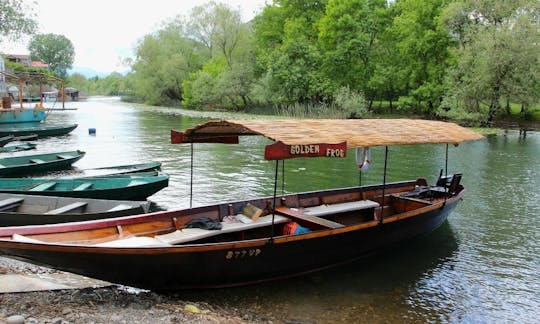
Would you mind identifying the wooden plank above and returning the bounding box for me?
[303,200,380,217]
[0,197,24,210]
[30,159,46,164]
[29,182,56,191]
[44,202,88,215]
[275,206,345,229]
[74,182,93,191]
[56,155,73,159]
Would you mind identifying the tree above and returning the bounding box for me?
[28,33,75,78]
[0,0,37,43]
[253,1,329,104]
[318,0,389,98]
[441,0,540,124]
[182,2,256,110]
[385,0,452,114]
[131,17,208,105]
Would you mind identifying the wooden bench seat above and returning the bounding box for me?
[56,154,73,159]
[30,182,57,191]
[303,200,380,216]
[74,182,93,191]
[44,202,88,215]
[107,204,134,212]
[154,214,290,245]
[275,206,345,229]
[29,159,46,164]
[0,197,24,211]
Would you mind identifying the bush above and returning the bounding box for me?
[334,86,368,118]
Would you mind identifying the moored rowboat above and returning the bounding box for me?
[0,174,169,200]
[0,193,151,227]
[0,119,483,291]
[0,150,85,177]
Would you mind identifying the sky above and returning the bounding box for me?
[3,0,267,75]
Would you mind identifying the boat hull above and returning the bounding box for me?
[0,197,458,290]
[0,175,169,200]
[0,123,77,138]
[0,109,46,124]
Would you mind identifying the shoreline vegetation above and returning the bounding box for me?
[66,0,537,129]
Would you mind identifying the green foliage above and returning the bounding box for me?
[28,33,74,78]
[441,0,540,124]
[0,0,37,42]
[334,86,369,118]
[121,0,538,126]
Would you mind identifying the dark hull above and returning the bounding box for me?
[0,197,458,290]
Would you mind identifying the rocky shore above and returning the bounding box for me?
[0,257,272,324]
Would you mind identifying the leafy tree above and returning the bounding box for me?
[254,1,329,105]
[28,33,75,78]
[0,0,37,43]
[441,0,539,123]
[318,0,389,98]
[182,2,256,110]
[131,18,208,105]
[385,0,452,114]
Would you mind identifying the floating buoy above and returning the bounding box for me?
[88,128,96,135]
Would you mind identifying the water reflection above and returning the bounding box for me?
[24,97,539,323]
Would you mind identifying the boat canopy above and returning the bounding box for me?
[171,119,484,160]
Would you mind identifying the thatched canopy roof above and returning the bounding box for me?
[177,119,484,147]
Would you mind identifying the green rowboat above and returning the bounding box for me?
[0,150,85,177]
[0,174,169,200]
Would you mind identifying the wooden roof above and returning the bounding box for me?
[179,119,484,147]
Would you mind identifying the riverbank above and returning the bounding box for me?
[0,257,268,324]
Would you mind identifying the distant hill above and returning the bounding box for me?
[68,67,129,78]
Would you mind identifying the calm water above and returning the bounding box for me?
[18,97,540,323]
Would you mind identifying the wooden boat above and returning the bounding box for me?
[0,173,169,200]
[0,123,77,138]
[0,193,151,227]
[74,161,162,177]
[0,150,85,177]
[0,119,483,291]
[0,143,37,153]
[0,108,47,124]
[0,135,14,147]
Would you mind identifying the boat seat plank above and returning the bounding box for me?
[303,200,380,216]
[155,214,290,245]
[74,182,93,191]
[275,206,345,229]
[44,202,88,215]
[30,159,46,164]
[30,182,56,191]
[0,197,24,210]
[93,236,170,248]
[0,164,5,168]
[107,204,134,212]
[56,155,73,159]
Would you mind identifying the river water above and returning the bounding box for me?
[17,97,540,323]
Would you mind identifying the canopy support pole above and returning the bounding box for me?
[443,144,449,207]
[281,160,285,196]
[358,170,362,199]
[379,146,388,225]
[190,142,194,209]
[269,159,279,244]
